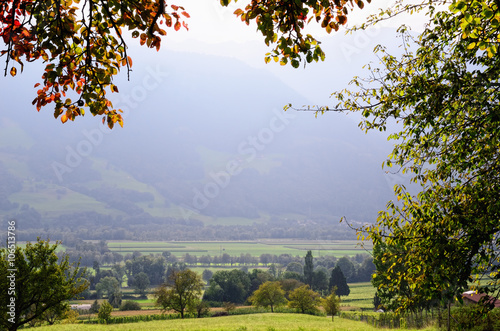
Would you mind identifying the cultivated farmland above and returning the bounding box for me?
[106,239,373,258]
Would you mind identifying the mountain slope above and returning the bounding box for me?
[0,48,397,231]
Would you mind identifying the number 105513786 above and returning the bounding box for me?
[7,220,16,259]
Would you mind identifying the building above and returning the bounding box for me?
[462,291,500,308]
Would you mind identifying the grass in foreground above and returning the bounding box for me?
[35,313,437,331]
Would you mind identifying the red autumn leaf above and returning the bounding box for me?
[174,21,181,31]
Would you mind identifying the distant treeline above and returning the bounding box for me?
[4,210,358,242]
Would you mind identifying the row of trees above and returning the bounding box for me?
[155,269,341,320]
[7,217,359,242]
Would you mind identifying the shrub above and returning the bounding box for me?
[61,310,79,324]
[449,305,500,331]
[212,311,229,317]
[119,300,142,311]
[222,302,236,313]
[98,301,113,323]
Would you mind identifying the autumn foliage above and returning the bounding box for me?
[1,0,363,127]
[0,0,189,127]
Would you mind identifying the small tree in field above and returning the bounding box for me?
[249,281,287,312]
[287,285,320,314]
[222,302,236,313]
[188,298,210,318]
[155,269,204,318]
[97,301,113,323]
[321,286,341,321]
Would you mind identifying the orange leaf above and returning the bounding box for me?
[10,67,16,76]
[174,21,181,31]
[61,114,68,123]
[181,11,190,18]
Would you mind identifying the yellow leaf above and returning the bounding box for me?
[10,67,16,77]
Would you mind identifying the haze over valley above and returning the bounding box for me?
[0,29,409,242]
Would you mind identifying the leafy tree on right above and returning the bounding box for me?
[322,0,500,315]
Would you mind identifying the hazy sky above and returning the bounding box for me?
[166,0,428,47]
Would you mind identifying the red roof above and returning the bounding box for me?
[462,291,500,308]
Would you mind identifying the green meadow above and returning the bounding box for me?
[34,313,437,331]
[340,282,377,310]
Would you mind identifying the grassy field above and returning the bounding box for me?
[340,282,377,311]
[107,240,372,258]
[34,313,437,331]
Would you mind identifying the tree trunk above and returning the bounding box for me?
[447,301,451,331]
